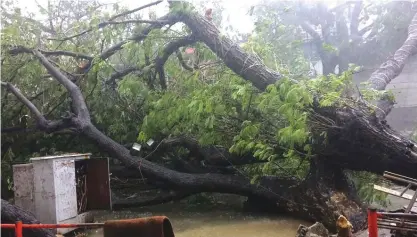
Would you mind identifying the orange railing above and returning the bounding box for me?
[368,208,417,237]
[1,221,104,237]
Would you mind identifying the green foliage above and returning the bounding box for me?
[348,171,390,207]
[322,43,338,54]
[242,27,310,76]
[137,63,365,181]
[138,73,246,146]
[168,1,195,15]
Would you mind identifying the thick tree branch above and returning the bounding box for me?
[99,13,181,60]
[7,45,93,60]
[101,20,170,26]
[104,34,196,89]
[105,66,145,89]
[32,49,91,121]
[154,34,197,89]
[176,50,194,71]
[83,124,274,196]
[1,199,55,237]
[179,12,281,90]
[367,12,417,119]
[1,81,72,133]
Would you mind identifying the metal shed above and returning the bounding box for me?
[12,153,112,234]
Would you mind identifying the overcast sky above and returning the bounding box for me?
[14,0,263,34]
[13,0,346,36]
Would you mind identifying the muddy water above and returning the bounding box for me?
[80,202,311,237]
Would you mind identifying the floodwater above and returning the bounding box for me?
[78,200,311,237]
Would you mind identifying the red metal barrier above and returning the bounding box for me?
[0,221,104,237]
[16,221,22,237]
[367,208,417,236]
[368,208,378,237]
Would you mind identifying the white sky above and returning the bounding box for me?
[14,0,262,34]
[12,0,347,37]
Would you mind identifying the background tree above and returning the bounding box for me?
[251,0,417,75]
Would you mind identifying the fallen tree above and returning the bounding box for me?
[2,1,417,233]
[1,199,55,237]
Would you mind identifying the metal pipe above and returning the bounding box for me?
[377,224,417,232]
[1,222,105,230]
[21,223,104,228]
[378,219,417,226]
[383,173,417,186]
[377,212,417,219]
[0,224,16,228]
[378,218,417,225]
[384,171,417,183]
[378,221,417,229]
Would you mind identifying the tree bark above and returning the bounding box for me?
[310,104,417,179]
[369,12,417,118]
[1,199,55,237]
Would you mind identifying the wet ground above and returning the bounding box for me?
[75,197,311,237]
[71,186,414,237]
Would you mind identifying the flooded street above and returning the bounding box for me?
[80,200,311,237]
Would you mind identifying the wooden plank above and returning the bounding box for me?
[373,184,415,200]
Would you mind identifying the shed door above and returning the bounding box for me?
[86,158,112,210]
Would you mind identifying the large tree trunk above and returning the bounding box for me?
[312,104,417,179]
[1,199,55,237]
